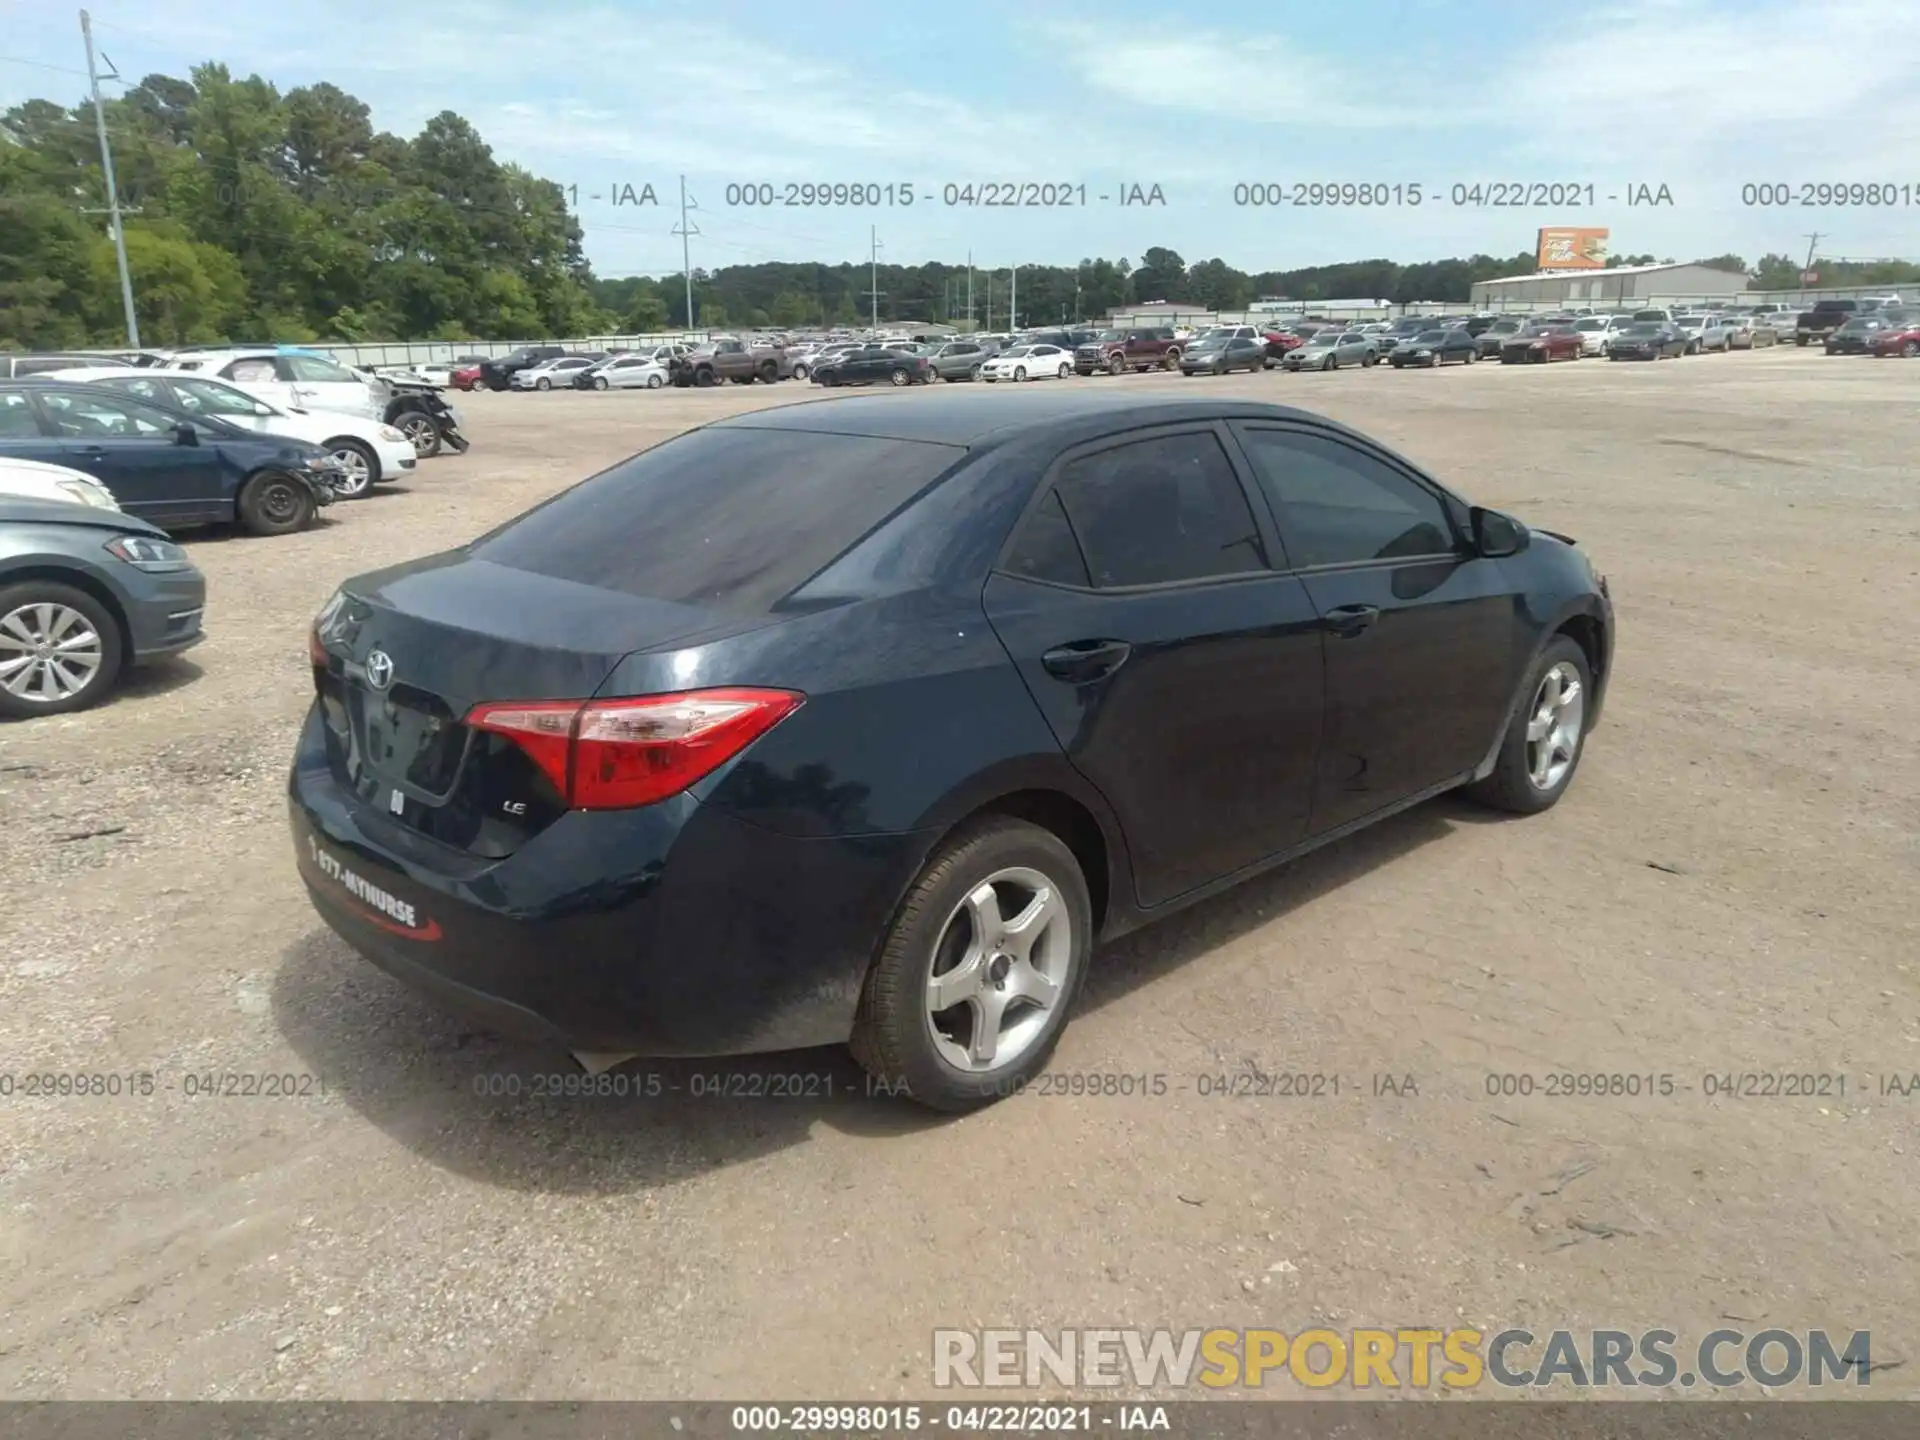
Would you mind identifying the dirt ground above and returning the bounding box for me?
[1,349,1915,1401]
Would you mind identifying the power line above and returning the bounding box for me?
[0,54,89,75]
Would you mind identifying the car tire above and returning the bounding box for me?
[758,361,778,384]
[1108,354,1126,375]
[969,364,983,381]
[1162,350,1180,370]
[889,367,911,387]
[394,411,440,458]
[0,579,124,719]
[646,374,664,388]
[849,815,1093,1113]
[793,362,810,380]
[592,376,609,390]
[321,438,378,497]
[1013,366,1027,382]
[1462,636,1593,816]
[535,377,551,391]
[237,470,316,537]
[1323,355,1336,371]
[1058,362,1071,379]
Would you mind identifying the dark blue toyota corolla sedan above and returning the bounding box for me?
[293,390,1613,1110]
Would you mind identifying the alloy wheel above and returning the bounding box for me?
[923,866,1073,1073]
[399,414,436,455]
[0,602,105,706]
[1525,661,1585,791]
[329,446,372,496]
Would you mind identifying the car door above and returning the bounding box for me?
[275,352,374,417]
[1228,421,1518,836]
[37,387,225,524]
[982,423,1326,906]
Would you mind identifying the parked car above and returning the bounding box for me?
[0,456,121,510]
[1073,328,1181,375]
[1379,319,1434,350]
[1825,316,1893,355]
[450,362,486,392]
[1180,336,1268,375]
[477,345,565,390]
[47,368,417,499]
[0,496,207,718]
[1870,322,1920,357]
[1473,318,1529,358]
[511,356,599,391]
[1282,331,1377,371]
[576,355,669,390]
[980,344,1074,382]
[927,340,995,381]
[1387,328,1479,368]
[1795,299,1858,346]
[671,340,793,388]
[1499,325,1584,363]
[809,346,934,387]
[1259,330,1306,363]
[165,347,385,420]
[1606,322,1689,360]
[293,389,1612,1110]
[378,380,468,460]
[0,380,339,535]
[1672,314,1732,352]
[1570,317,1626,356]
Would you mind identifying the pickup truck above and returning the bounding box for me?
[477,344,565,390]
[669,338,793,387]
[1072,327,1182,374]
[1795,300,1858,346]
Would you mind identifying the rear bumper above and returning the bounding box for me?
[288,706,932,1056]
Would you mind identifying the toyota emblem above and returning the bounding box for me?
[364,648,395,691]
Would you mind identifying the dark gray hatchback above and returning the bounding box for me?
[0,497,205,718]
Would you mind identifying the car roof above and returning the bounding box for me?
[712,390,1358,449]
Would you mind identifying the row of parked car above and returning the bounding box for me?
[0,346,472,720]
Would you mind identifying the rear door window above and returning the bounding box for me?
[0,391,47,437]
[1048,430,1268,588]
[473,427,967,612]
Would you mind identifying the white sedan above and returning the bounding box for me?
[49,367,418,499]
[511,357,599,390]
[0,457,121,510]
[1572,316,1627,356]
[581,355,669,390]
[978,344,1074,382]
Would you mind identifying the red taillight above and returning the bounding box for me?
[465,688,804,811]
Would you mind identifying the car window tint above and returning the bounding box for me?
[222,358,278,383]
[284,354,355,383]
[1237,428,1456,568]
[0,391,43,437]
[40,390,175,438]
[474,427,966,613]
[1003,489,1090,587]
[1054,431,1267,588]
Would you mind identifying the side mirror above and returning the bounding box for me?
[1471,506,1528,558]
[172,421,200,446]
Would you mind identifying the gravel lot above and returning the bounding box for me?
[2,349,1915,1400]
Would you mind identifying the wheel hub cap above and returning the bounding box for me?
[924,867,1071,1073]
[0,602,105,703]
[1525,661,1585,791]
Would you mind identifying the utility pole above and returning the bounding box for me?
[869,226,883,327]
[1801,232,1824,279]
[674,175,700,331]
[1009,264,1018,331]
[80,11,138,347]
[966,252,974,331]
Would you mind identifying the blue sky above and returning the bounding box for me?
[7,0,1920,277]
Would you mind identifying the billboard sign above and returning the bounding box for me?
[1536,227,1610,270]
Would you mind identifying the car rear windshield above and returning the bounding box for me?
[471,426,967,612]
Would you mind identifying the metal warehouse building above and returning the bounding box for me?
[1471,262,1750,308]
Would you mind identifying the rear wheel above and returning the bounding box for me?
[237,471,315,536]
[693,368,717,387]
[969,364,984,381]
[889,367,910,387]
[1162,349,1180,370]
[0,581,123,719]
[1463,637,1592,815]
[793,362,811,380]
[1058,362,1072,379]
[850,816,1092,1112]
[1905,341,1919,358]
[758,361,778,383]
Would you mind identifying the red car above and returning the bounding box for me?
[450,363,486,391]
[1870,324,1920,357]
[1261,330,1306,362]
[1499,324,1584,363]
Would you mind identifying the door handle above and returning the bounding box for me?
[1042,639,1132,684]
[1322,603,1381,638]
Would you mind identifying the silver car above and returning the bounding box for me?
[927,340,994,380]
[1282,330,1378,371]
[1674,314,1730,352]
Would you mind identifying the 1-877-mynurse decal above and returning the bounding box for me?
[933,1327,1876,1391]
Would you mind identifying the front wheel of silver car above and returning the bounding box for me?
[851,817,1092,1112]
[0,581,124,719]
[1463,636,1593,815]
